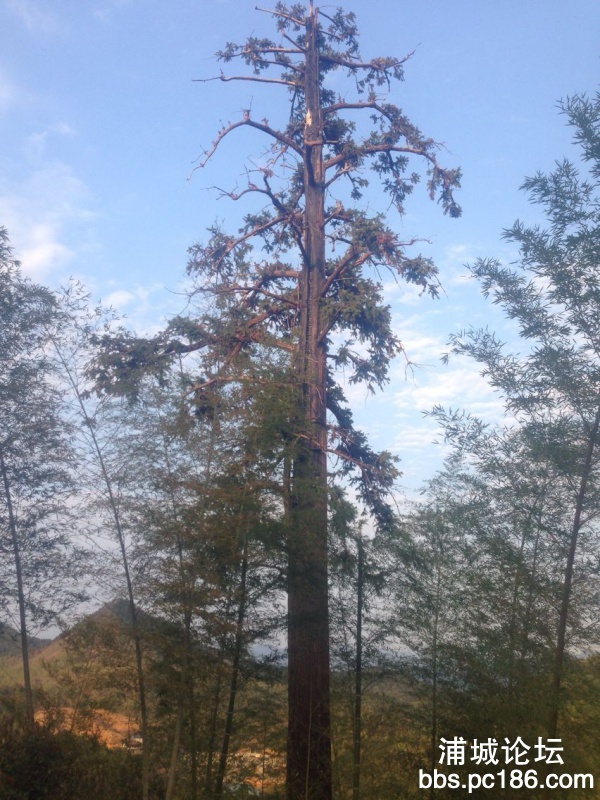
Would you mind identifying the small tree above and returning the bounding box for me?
[49,288,154,800]
[92,5,460,796]
[98,369,286,799]
[402,428,564,746]
[0,228,85,728]
[444,91,600,739]
[328,489,394,800]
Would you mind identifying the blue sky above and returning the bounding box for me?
[1,0,598,491]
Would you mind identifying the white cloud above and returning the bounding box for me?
[103,289,136,309]
[394,326,499,407]
[445,243,470,259]
[93,0,133,22]
[20,224,72,273]
[53,121,77,137]
[4,0,59,34]
[23,122,78,162]
[391,423,443,452]
[0,161,95,280]
[97,282,176,337]
[398,333,445,366]
[390,362,502,451]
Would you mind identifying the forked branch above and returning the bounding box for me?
[192,116,302,177]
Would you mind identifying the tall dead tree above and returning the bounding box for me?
[92,5,460,798]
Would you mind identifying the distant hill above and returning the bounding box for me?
[87,598,137,626]
[0,600,142,690]
[0,599,199,694]
[0,600,135,659]
[59,598,170,644]
[0,599,148,698]
[0,621,52,657]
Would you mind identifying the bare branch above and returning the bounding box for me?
[327,446,375,473]
[324,163,356,189]
[214,213,289,268]
[214,50,305,73]
[325,143,436,172]
[208,183,273,203]
[321,248,372,298]
[212,283,299,309]
[194,73,299,88]
[265,268,301,279]
[323,202,352,224]
[259,173,306,256]
[261,172,299,217]
[237,45,303,56]
[323,99,386,116]
[313,11,345,43]
[254,287,299,306]
[255,5,303,27]
[282,32,305,52]
[191,116,303,178]
[189,372,291,394]
[320,50,414,73]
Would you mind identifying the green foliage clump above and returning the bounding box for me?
[0,722,142,800]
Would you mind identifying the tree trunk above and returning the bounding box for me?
[429,550,442,800]
[214,533,249,799]
[87,438,150,800]
[166,703,183,800]
[352,534,364,800]
[0,445,34,729]
[548,403,600,738]
[287,6,332,799]
[205,660,224,795]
